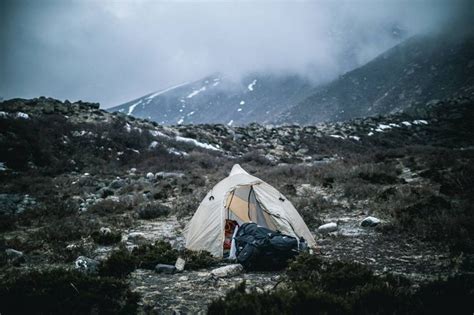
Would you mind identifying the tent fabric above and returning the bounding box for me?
[184,164,317,257]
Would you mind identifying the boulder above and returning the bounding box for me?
[5,248,25,265]
[211,264,243,278]
[361,216,381,227]
[175,257,186,272]
[317,222,338,233]
[109,179,125,189]
[155,264,176,274]
[74,256,100,274]
[99,227,112,235]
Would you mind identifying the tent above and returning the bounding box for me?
[184,164,316,257]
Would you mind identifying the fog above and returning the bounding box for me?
[0,0,471,108]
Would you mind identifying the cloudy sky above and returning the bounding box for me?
[0,0,471,108]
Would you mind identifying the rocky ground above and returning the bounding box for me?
[1,97,473,313]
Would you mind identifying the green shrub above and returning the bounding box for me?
[89,199,130,215]
[132,240,178,269]
[100,247,136,278]
[0,268,139,314]
[137,203,171,219]
[182,249,218,270]
[91,229,122,246]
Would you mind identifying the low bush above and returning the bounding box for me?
[91,229,122,246]
[0,268,139,314]
[182,249,218,270]
[89,199,130,215]
[137,203,171,219]
[100,246,136,278]
[100,241,217,276]
[209,254,474,314]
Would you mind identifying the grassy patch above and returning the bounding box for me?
[0,268,139,314]
[208,254,474,314]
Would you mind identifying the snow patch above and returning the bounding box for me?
[401,121,412,126]
[187,111,195,116]
[0,162,7,171]
[248,79,257,91]
[237,108,242,112]
[187,86,206,98]
[227,120,234,126]
[149,141,159,149]
[413,119,428,125]
[377,124,392,130]
[349,136,360,141]
[149,129,169,138]
[16,112,29,119]
[177,118,184,124]
[240,100,245,105]
[368,132,374,136]
[127,101,141,115]
[146,81,190,99]
[175,136,221,151]
[168,147,188,156]
[330,135,345,139]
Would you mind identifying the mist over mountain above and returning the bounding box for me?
[1,0,471,107]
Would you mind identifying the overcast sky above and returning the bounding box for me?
[0,0,471,108]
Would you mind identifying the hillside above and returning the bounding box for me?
[1,96,473,313]
[109,73,315,126]
[279,33,474,124]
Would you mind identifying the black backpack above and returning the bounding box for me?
[234,223,305,270]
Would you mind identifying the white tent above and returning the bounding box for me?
[184,164,316,257]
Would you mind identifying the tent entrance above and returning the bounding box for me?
[225,185,277,230]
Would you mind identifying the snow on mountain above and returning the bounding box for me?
[109,73,314,125]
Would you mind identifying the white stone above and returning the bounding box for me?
[317,222,338,233]
[361,216,381,227]
[211,264,243,278]
[175,257,186,272]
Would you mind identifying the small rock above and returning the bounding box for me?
[99,227,112,235]
[361,216,381,227]
[74,256,100,274]
[127,232,145,242]
[318,222,338,233]
[211,264,243,278]
[175,257,186,272]
[109,179,125,189]
[155,264,176,274]
[5,248,25,265]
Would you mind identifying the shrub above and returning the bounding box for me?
[91,229,122,246]
[209,254,413,314]
[89,199,130,215]
[132,240,178,269]
[137,203,171,219]
[100,247,136,278]
[0,268,139,314]
[182,249,218,270]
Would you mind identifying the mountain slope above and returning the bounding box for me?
[279,33,474,124]
[109,73,315,126]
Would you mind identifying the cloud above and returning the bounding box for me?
[0,0,472,107]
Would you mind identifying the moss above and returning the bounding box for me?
[0,268,139,314]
